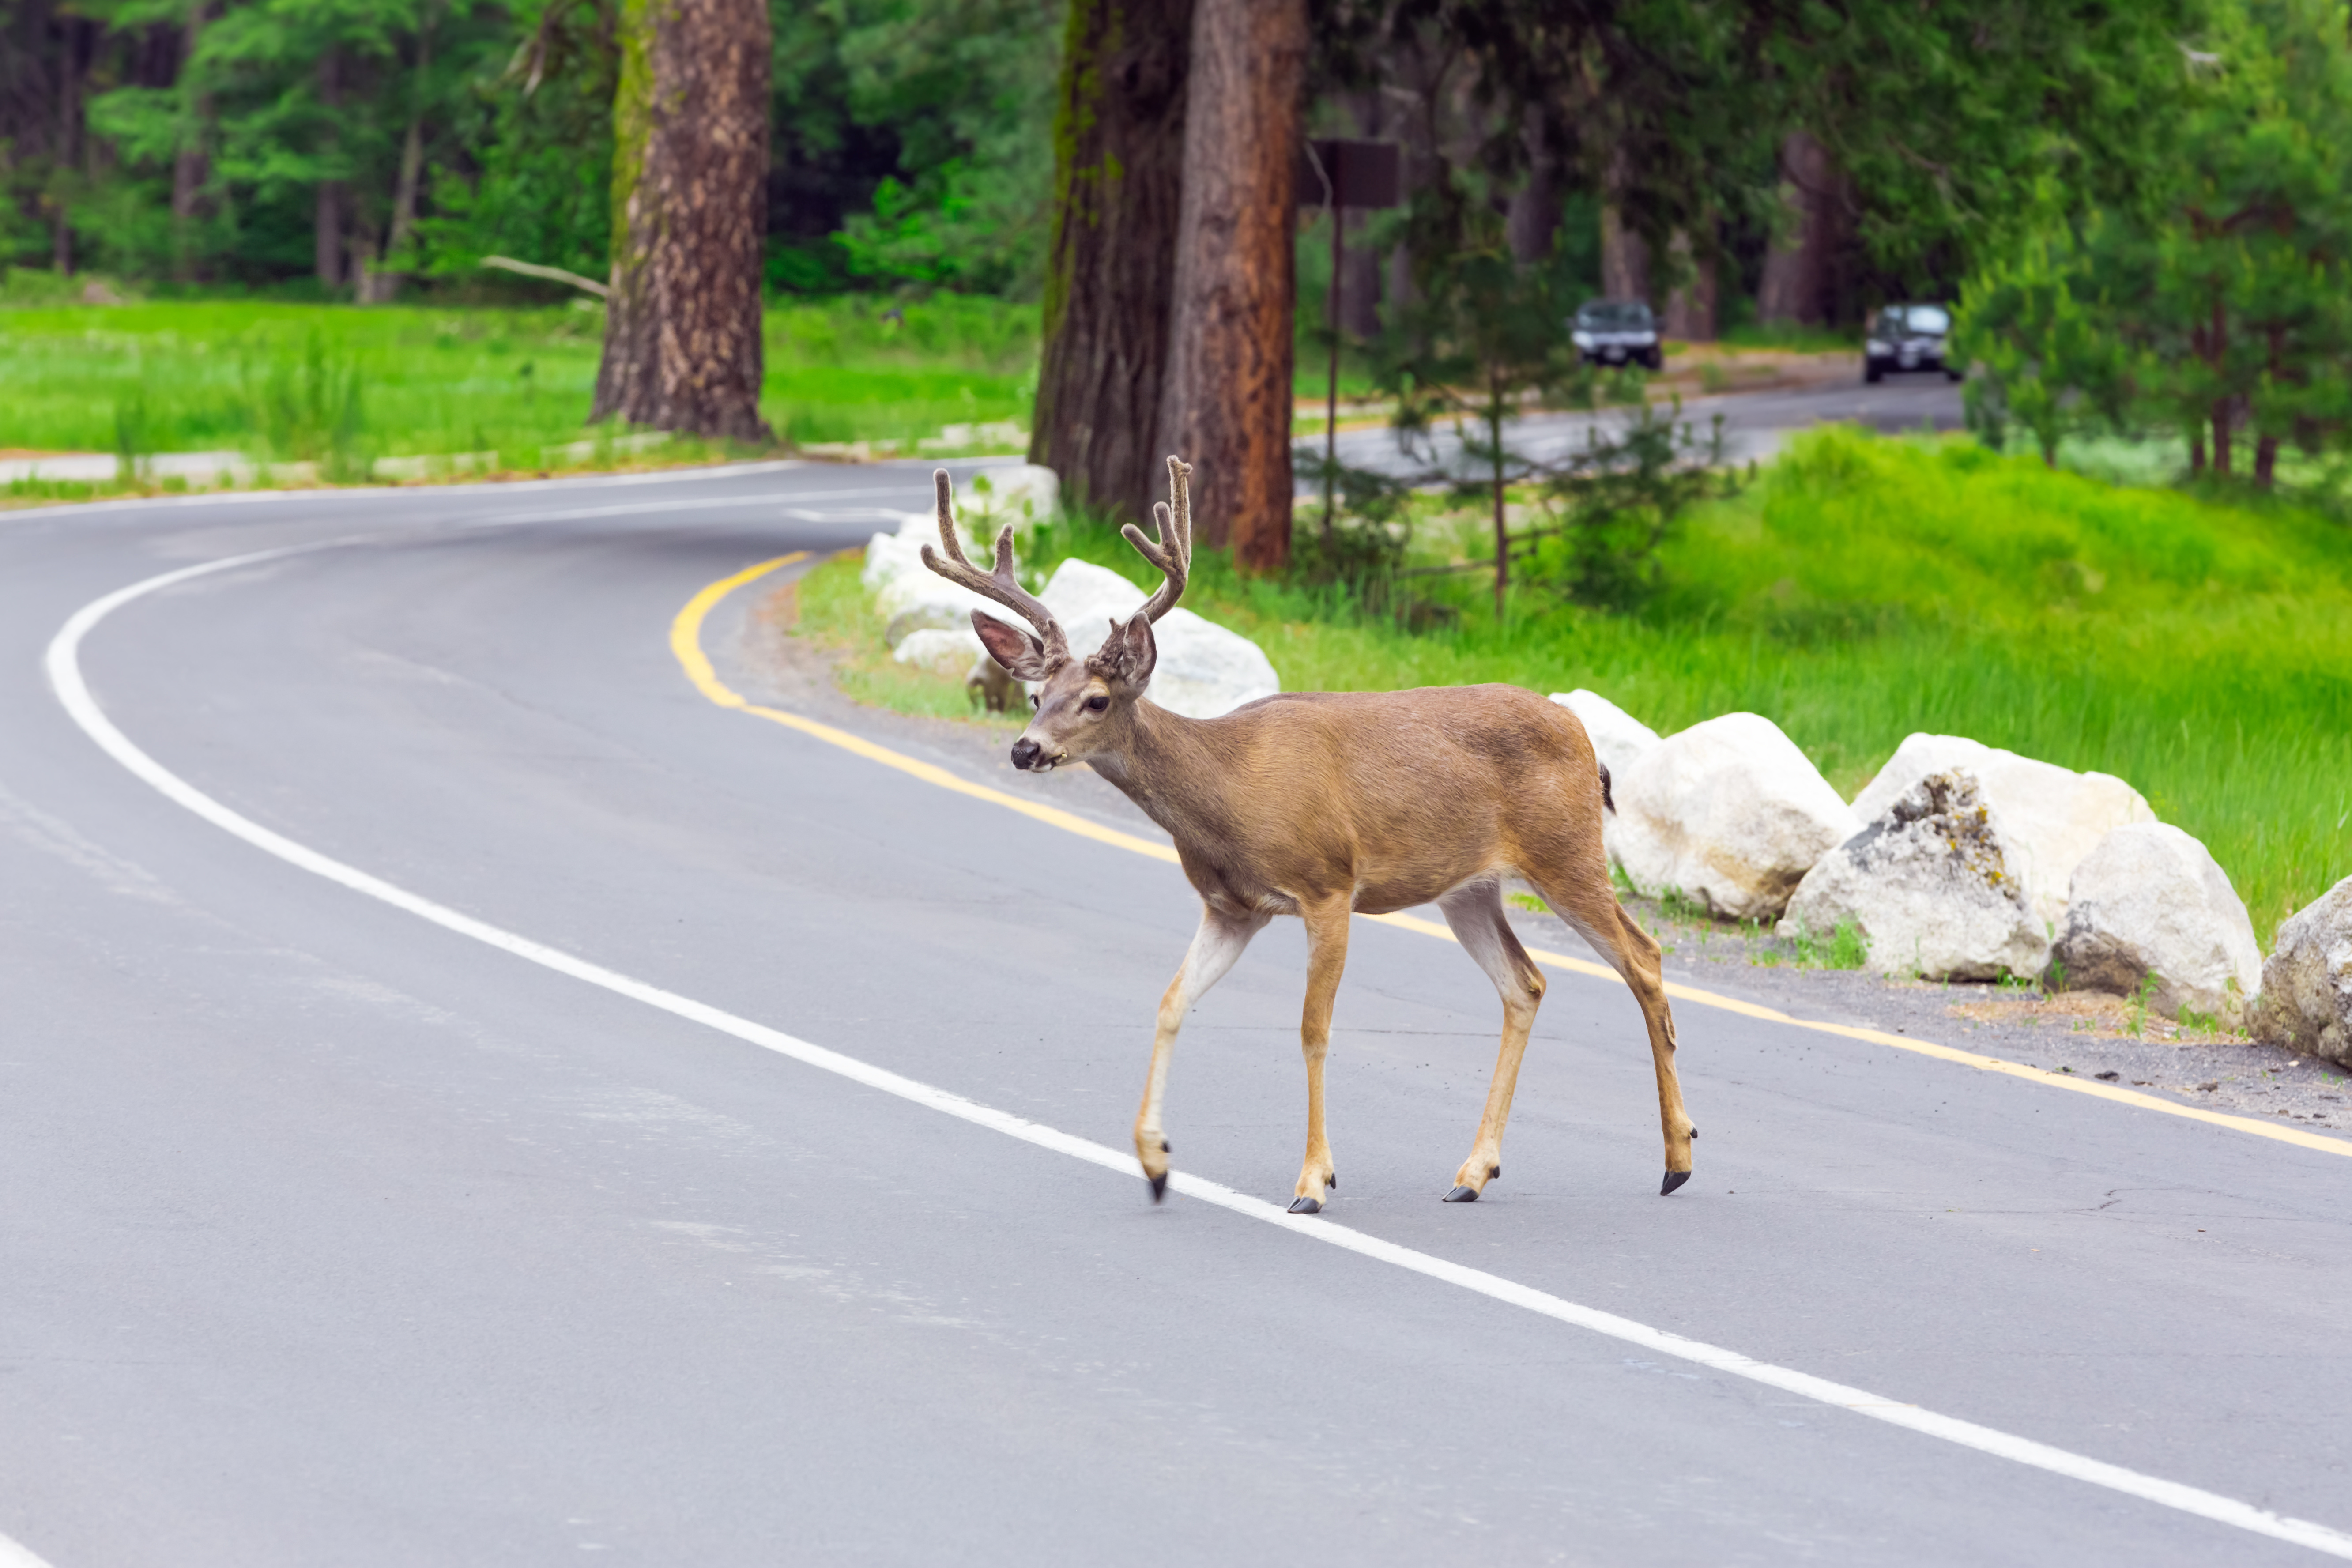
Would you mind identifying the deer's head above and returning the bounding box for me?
[923,456,1194,773]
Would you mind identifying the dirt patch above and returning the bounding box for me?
[1941,989,2246,1047]
[1519,889,2352,1131]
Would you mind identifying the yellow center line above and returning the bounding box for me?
[675,553,2352,1165]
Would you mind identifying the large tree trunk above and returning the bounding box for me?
[1757,130,1844,327]
[1155,0,1307,571]
[2205,294,2231,477]
[171,1,212,282]
[52,13,83,275]
[592,0,772,441]
[1660,226,1716,340]
[1598,149,1646,302]
[2254,325,2283,487]
[1030,0,1195,523]
[1599,207,1647,301]
[315,51,345,289]
[1506,113,1560,267]
[362,13,434,305]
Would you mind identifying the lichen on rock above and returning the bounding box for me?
[2253,873,2352,1065]
[1780,769,2049,981]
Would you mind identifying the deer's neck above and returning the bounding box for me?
[1087,701,1233,845]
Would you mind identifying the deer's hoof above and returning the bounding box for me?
[1661,1169,1692,1196]
[1148,1172,1168,1203]
[1287,1196,1322,1215]
[1443,1185,1479,1203]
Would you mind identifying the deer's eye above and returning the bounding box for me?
[1084,694,1110,714]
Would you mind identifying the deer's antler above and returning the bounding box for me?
[919,468,1067,664]
[1123,455,1194,623]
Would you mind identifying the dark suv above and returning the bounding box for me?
[1865,303,1961,383]
[1571,299,1662,369]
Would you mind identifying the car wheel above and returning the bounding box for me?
[1945,367,1964,382]
[1641,348,1662,370]
[1865,360,1885,384]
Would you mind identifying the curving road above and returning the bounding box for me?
[2,455,2348,1567]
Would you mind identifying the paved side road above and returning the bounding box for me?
[0,457,2346,1567]
[1324,371,1964,478]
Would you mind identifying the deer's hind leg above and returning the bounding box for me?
[1137,904,1268,1202]
[1526,862,1696,1195]
[1436,879,1548,1202]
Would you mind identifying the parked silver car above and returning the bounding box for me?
[1865,303,1963,383]
[1572,299,1662,369]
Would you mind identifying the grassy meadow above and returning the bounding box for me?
[0,285,1041,485]
[1,277,1446,492]
[8,279,2342,946]
[815,429,2352,947]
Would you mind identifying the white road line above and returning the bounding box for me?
[42,546,2352,1563]
[0,457,813,524]
[5,451,1032,525]
[478,486,935,526]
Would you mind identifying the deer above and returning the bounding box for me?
[920,457,1695,1213]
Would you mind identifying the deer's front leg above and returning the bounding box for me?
[1136,905,1266,1201]
[1290,895,1353,1214]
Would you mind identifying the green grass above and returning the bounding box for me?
[827,427,2351,947]
[792,551,1026,728]
[763,294,1037,450]
[0,283,1039,473]
[1716,320,1859,354]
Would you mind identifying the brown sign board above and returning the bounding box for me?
[1296,139,1401,210]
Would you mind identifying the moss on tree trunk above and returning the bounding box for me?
[592,0,771,442]
[1030,0,1195,524]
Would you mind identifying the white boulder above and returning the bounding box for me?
[1613,712,1860,920]
[1548,690,1660,868]
[861,528,923,599]
[856,526,1282,719]
[1779,770,2048,980]
[1851,733,2154,928]
[864,510,1009,647]
[2253,874,2352,1065]
[961,464,1059,529]
[1548,690,1662,780]
[860,468,1055,603]
[892,626,986,679]
[2049,822,2262,1022]
[1036,558,1280,720]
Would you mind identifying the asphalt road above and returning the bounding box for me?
[2,442,2348,1567]
[1328,367,1964,477]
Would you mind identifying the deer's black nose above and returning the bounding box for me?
[1010,737,1042,770]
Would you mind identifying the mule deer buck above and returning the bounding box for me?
[922,458,1694,1211]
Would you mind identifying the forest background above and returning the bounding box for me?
[3,0,2349,949]
[0,0,1059,301]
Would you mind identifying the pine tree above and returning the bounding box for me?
[591,0,771,441]
[1030,0,1195,524]
[1154,0,1308,570]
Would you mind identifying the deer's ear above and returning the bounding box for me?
[1097,611,1157,691]
[972,611,1054,681]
